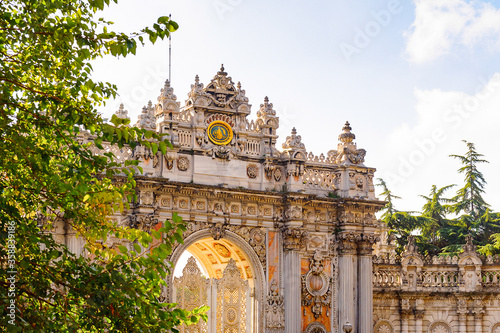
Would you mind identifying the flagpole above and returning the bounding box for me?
[169,14,172,83]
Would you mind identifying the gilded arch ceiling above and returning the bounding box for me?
[185,237,255,286]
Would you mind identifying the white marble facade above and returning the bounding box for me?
[55,66,500,333]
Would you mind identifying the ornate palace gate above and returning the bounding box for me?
[174,257,252,333]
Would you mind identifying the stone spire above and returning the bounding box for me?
[157,79,180,116]
[328,121,366,165]
[135,101,156,131]
[114,103,129,121]
[282,127,307,160]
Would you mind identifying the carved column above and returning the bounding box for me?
[400,310,411,333]
[338,233,359,333]
[414,309,424,333]
[282,227,306,333]
[357,236,376,333]
[473,297,484,333]
[457,297,468,333]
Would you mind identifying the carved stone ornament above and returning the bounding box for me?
[127,214,159,232]
[210,224,226,241]
[282,227,308,252]
[266,280,285,329]
[264,160,275,180]
[429,322,451,333]
[328,122,366,165]
[140,191,154,206]
[273,167,283,182]
[164,151,178,170]
[337,232,361,255]
[247,163,258,179]
[177,156,189,171]
[301,251,332,319]
[209,145,234,160]
[305,321,328,333]
[135,101,156,130]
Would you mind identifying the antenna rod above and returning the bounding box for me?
[168,14,172,83]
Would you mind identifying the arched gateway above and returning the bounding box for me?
[67,65,385,332]
[54,65,500,332]
[122,65,384,333]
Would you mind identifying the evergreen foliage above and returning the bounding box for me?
[379,141,500,257]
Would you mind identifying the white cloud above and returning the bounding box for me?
[405,0,500,63]
[375,73,500,211]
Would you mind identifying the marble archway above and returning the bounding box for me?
[169,229,266,333]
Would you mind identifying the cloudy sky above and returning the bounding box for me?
[93,0,500,212]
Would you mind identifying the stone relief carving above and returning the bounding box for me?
[209,145,234,160]
[177,156,189,171]
[140,191,154,206]
[301,251,332,319]
[282,227,308,252]
[328,122,366,165]
[127,214,159,233]
[266,280,285,329]
[429,322,451,333]
[247,163,258,179]
[304,321,328,333]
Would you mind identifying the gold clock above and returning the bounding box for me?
[207,120,233,145]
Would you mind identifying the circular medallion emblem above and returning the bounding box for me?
[207,120,233,145]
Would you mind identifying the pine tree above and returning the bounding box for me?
[449,140,489,220]
[418,185,455,255]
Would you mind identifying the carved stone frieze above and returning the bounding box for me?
[282,227,308,252]
[336,232,361,255]
[127,213,159,232]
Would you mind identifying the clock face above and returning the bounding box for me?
[207,120,233,146]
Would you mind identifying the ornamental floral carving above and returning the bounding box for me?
[127,214,159,232]
[266,281,285,329]
[429,322,451,333]
[247,163,258,179]
[177,156,189,171]
[282,227,308,252]
[301,251,332,319]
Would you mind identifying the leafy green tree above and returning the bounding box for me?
[1,0,206,331]
[418,184,455,255]
[377,179,423,254]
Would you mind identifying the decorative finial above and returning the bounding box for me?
[264,96,269,103]
[114,103,129,120]
[343,121,352,131]
[292,127,297,135]
[164,79,170,87]
[339,121,355,144]
[195,74,199,83]
[237,81,241,89]
[218,64,227,75]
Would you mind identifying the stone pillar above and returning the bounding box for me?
[401,310,411,333]
[458,313,467,333]
[415,310,424,333]
[282,227,307,333]
[473,297,484,333]
[357,237,375,333]
[457,297,468,333]
[474,313,483,333]
[338,233,359,333]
